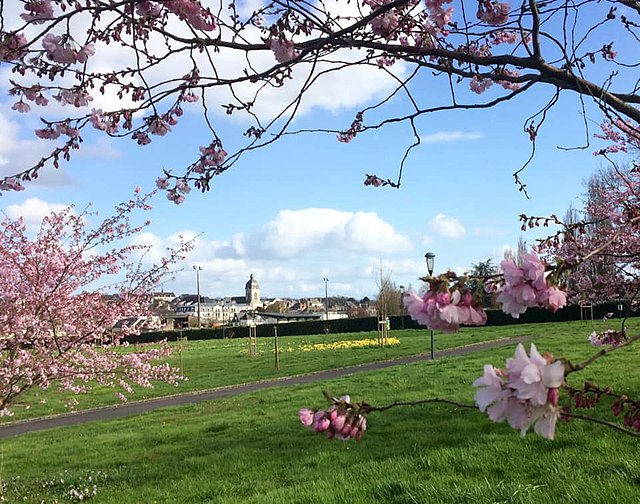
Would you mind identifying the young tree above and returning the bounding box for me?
[376,273,403,317]
[0,191,189,415]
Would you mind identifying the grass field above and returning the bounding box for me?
[2,321,568,422]
[0,319,639,503]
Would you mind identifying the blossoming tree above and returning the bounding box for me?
[0,191,188,416]
[1,0,638,197]
[2,0,640,438]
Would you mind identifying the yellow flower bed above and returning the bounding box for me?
[294,337,400,352]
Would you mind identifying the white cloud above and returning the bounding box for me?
[428,214,466,239]
[241,208,412,258]
[125,207,414,297]
[4,197,71,230]
[421,131,484,144]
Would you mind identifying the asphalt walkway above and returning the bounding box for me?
[0,335,532,439]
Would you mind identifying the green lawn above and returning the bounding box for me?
[3,320,617,422]
[1,320,638,503]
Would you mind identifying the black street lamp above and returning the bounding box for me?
[425,252,435,276]
[323,277,329,334]
[323,277,329,320]
[399,285,405,329]
[424,252,436,359]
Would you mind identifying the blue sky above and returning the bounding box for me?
[0,0,628,300]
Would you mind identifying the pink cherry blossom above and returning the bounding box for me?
[298,408,314,427]
[155,177,170,190]
[0,178,26,192]
[0,32,28,61]
[176,179,191,194]
[476,0,510,26]
[165,0,217,31]
[11,101,30,113]
[474,343,565,439]
[35,125,62,139]
[497,251,566,318]
[42,34,76,64]
[167,191,185,204]
[270,38,298,63]
[21,0,54,23]
[469,75,493,94]
[404,285,486,332]
[147,116,171,136]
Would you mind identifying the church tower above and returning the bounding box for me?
[245,274,261,309]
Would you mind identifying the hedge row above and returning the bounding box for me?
[126,301,634,344]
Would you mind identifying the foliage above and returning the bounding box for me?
[2,0,639,197]
[0,191,188,415]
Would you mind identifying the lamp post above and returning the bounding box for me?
[323,277,329,321]
[399,285,405,329]
[322,277,329,335]
[425,252,436,360]
[193,265,202,328]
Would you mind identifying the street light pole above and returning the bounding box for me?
[193,265,203,328]
[323,277,329,321]
[399,285,405,330]
[425,253,436,360]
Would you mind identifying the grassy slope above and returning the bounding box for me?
[1,320,639,503]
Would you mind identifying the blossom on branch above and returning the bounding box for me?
[270,38,298,63]
[404,276,487,332]
[299,395,368,441]
[497,252,566,318]
[473,343,565,439]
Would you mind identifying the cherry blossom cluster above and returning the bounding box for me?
[42,34,95,65]
[21,0,54,23]
[299,395,367,441]
[35,122,80,140]
[589,328,628,347]
[337,112,364,144]
[497,252,567,318]
[363,0,402,39]
[270,39,298,63]
[0,32,28,61]
[403,274,487,332]
[165,0,218,31]
[476,0,510,26]
[473,343,565,439]
[594,119,640,155]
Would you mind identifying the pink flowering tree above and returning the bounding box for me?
[0,191,189,416]
[1,0,639,198]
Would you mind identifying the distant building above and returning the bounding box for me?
[245,274,261,309]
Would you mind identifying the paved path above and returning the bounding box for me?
[0,335,532,439]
